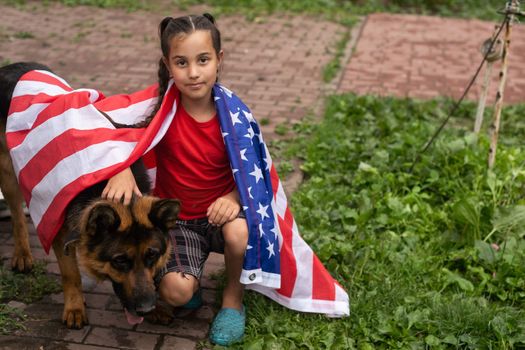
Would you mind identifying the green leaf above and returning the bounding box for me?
[442,268,474,292]
[357,162,378,175]
[492,205,525,235]
[425,334,441,346]
[475,240,496,265]
[452,197,479,228]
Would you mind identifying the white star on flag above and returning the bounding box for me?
[257,130,264,144]
[247,186,254,199]
[257,202,270,220]
[263,157,269,171]
[240,149,248,161]
[232,168,239,175]
[244,127,255,140]
[266,242,275,258]
[214,96,221,101]
[259,223,264,237]
[230,111,242,125]
[249,164,263,183]
[243,110,255,123]
[220,86,233,97]
[270,225,279,240]
[222,132,229,138]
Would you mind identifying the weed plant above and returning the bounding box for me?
[234,95,525,349]
[1,0,506,23]
[0,262,61,334]
[180,0,506,24]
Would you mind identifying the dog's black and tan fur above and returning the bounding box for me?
[0,62,180,329]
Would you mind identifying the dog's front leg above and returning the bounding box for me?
[0,143,32,272]
[52,229,88,329]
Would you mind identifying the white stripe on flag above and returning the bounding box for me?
[241,269,280,288]
[290,220,313,300]
[12,80,100,103]
[246,284,349,317]
[7,103,50,132]
[273,181,288,218]
[36,70,72,88]
[29,140,137,227]
[104,97,157,124]
[10,105,114,174]
[12,80,69,98]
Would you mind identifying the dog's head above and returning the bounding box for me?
[77,196,180,316]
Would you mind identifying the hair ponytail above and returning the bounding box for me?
[136,58,171,128]
[159,16,173,35]
[202,13,215,24]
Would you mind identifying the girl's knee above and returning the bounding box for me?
[158,272,198,306]
[223,218,248,250]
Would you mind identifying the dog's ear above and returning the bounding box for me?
[84,203,121,237]
[148,199,180,231]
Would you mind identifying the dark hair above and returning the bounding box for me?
[138,14,221,127]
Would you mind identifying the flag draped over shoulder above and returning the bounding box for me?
[7,70,349,317]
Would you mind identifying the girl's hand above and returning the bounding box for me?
[207,189,240,226]
[101,167,142,205]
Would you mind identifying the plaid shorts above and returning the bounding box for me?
[155,211,246,285]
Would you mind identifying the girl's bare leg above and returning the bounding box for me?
[221,218,248,309]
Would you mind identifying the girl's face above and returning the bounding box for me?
[164,30,223,106]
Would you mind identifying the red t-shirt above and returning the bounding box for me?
[153,104,236,219]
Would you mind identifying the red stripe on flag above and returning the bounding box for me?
[36,161,136,253]
[312,255,336,300]
[7,92,99,148]
[9,93,55,114]
[16,127,144,203]
[270,165,280,199]
[95,84,159,112]
[6,129,30,150]
[276,206,297,297]
[19,70,73,92]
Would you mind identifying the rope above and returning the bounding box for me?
[409,14,510,172]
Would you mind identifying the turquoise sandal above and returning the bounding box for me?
[209,306,246,346]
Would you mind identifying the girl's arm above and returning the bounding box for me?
[101,167,143,205]
[207,187,241,226]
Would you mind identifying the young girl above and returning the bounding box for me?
[102,14,248,346]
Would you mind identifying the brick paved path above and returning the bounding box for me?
[339,13,525,104]
[3,3,525,349]
[0,2,347,349]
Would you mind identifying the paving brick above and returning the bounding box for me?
[338,13,525,104]
[136,317,209,339]
[160,336,198,350]
[84,327,160,350]
[85,309,135,330]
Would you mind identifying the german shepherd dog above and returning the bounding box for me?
[0,62,180,329]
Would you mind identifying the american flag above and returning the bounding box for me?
[8,70,349,317]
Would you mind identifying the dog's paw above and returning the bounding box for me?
[11,253,33,273]
[62,305,89,329]
[144,302,174,325]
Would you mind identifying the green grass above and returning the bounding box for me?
[1,0,507,23]
[323,28,351,83]
[0,262,61,304]
[181,0,506,24]
[0,262,61,334]
[0,305,26,334]
[226,95,525,349]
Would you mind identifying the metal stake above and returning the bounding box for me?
[488,0,524,168]
[474,33,503,133]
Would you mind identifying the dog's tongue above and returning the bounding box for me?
[124,308,144,325]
